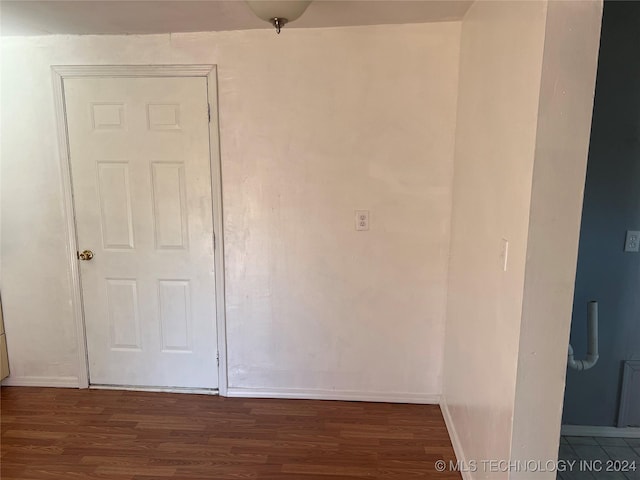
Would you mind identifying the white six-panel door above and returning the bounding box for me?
[64,77,218,389]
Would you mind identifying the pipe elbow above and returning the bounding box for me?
[568,353,599,371]
[567,301,599,371]
[567,344,580,370]
[582,354,599,371]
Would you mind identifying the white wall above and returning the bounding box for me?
[442,1,602,478]
[511,1,602,474]
[0,23,461,398]
[442,0,548,472]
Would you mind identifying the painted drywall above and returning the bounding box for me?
[563,0,640,427]
[510,0,602,474]
[0,23,460,397]
[442,1,548,475]
[442,1,601,478]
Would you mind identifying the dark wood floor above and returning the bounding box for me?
[1,387,461,479]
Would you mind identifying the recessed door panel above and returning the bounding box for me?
[97,162,135,249]
[106,279,141,351]
[151,162,188,250]
[159,280,192,352]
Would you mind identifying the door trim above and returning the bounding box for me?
[51,65,228,395]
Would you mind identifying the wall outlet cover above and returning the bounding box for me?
[624,231,640,252]
[355,210,369,231]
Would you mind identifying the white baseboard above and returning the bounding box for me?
[1,375,79,388]
[225,387,440,404]
[440,396,472,480]
[561,425,640,438]
[90,384,217,395]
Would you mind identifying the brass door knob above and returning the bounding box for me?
[78,250,94,261]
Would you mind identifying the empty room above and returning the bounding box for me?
[0,1,630,479]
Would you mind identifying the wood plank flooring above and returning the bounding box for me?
[1,387,461,479]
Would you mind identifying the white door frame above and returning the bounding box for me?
[51,65,228,395]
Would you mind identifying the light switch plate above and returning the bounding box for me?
[500,238,509,271]
[625,231,640,252]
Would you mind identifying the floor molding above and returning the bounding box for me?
[226,387,440,404]
[561,424,640,438]
[90,384,217,395]
[440,396,472,480]
[1,376,79,388]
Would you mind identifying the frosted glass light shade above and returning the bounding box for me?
[246,1,312,24]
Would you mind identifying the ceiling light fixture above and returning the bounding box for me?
[246,1,312,34]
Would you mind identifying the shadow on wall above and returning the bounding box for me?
[563,0,640,428]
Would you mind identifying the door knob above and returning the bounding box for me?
[78,250,94,261]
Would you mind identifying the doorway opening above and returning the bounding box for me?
[52,66,228,394]
[558,3,640,477]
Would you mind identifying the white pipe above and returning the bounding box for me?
[568,301,599,371]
